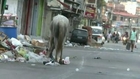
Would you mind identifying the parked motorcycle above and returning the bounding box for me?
[122,32,129,45]
[122,36,128,45]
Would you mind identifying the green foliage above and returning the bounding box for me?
[97,0,106,8]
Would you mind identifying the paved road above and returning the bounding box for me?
[0,42,140,79]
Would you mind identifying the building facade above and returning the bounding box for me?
[16,0,85,39]
[4,0,18,16]
[105,0,140,34]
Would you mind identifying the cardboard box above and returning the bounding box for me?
[31,39,45,47]
[24,35,31,42]
[35,41,45,47]
[0,32,7,41]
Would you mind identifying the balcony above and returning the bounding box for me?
[64,0,80,5]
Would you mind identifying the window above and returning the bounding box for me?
[5,5,8,10]
[73,29,88,36]
[92,29,102,34]
[120,17,123,21]
[112,15,117,21]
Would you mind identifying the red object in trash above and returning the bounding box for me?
[5,40,16,50]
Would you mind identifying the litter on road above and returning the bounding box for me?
[0,33,48,63]
[75,68,79,71]
[0,32,71,66]
[127,68,130,71]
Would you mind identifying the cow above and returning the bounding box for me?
[47,14,69,64]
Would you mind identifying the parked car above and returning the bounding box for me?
[91,26,105,45]
[70,28,88,45]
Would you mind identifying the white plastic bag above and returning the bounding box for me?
[10,38,23,47]
[64,57,70,64]
[27,52,48,63]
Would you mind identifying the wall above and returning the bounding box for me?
[30,0,39,36]
[17,0,24,34]
[37,0,44,36]
[0,0,2,14]
[5,0,18,15]
[121,1,137,15]
[41,0,50,39]
[42,10,52,39]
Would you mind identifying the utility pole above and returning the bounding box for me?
[0,0,7,26]
[95,0,97,20]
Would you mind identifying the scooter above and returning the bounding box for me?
[122,36,128,45]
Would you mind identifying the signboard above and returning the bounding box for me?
[84,5,96,18]
[87,0,95,3]
[137,0,140,2]
[116,22,121,27]
[136,7,140,15]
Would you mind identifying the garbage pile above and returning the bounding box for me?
[65,40,83,47]
[0,32,48,63]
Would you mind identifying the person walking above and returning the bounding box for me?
[129,28,138,52]
[107,31,112,43]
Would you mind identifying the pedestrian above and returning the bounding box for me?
[111,32,116,43]
[115,32,119,43]
[107,31,112,43]
[129,27,138,52]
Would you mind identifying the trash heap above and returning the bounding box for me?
[0,32,48,63]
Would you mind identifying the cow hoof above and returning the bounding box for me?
[59,60,64,64]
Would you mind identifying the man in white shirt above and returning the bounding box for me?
[129,28,138,52]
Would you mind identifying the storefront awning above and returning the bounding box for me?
[113,12,138,18]
[57,0,83,13]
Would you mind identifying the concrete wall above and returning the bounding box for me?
[42,10,52,39]
[5,0,18,15]
[0,0,2,14]
[17,0,24,34]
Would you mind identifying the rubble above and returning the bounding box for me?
[0,33,71,65]
[0,33,48,63]
[94,57,101,59]
[65,40,73,47]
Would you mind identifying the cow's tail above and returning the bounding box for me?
[56,23,67,53]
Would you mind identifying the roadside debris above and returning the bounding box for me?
[43,61,60,66]
[0,32,72,66]
[0,32,48,63]
[75,68,79,71]
[98,72,102,73]
[99,47,121,51]
[65,40,82,47]
[63,57,70,65]
[84,45,90,48]
[72,56,77,59]
[31,64,36,66]
[94,57,101,59]
[127,68,130,71]
[43,56,70,65]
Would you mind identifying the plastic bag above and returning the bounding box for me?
[27,52,48,63]
[64,57,70,64]
[11,38,23,47]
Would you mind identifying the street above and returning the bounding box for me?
[0,42,140,79]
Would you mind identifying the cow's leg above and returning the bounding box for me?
[55,49,58,62]
[54,38,59,62]
[47,36,55,60]
[49,42,55,60]
[59,38,66,64]
[59,46,63,64]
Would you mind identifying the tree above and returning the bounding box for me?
[97,0,106,8]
